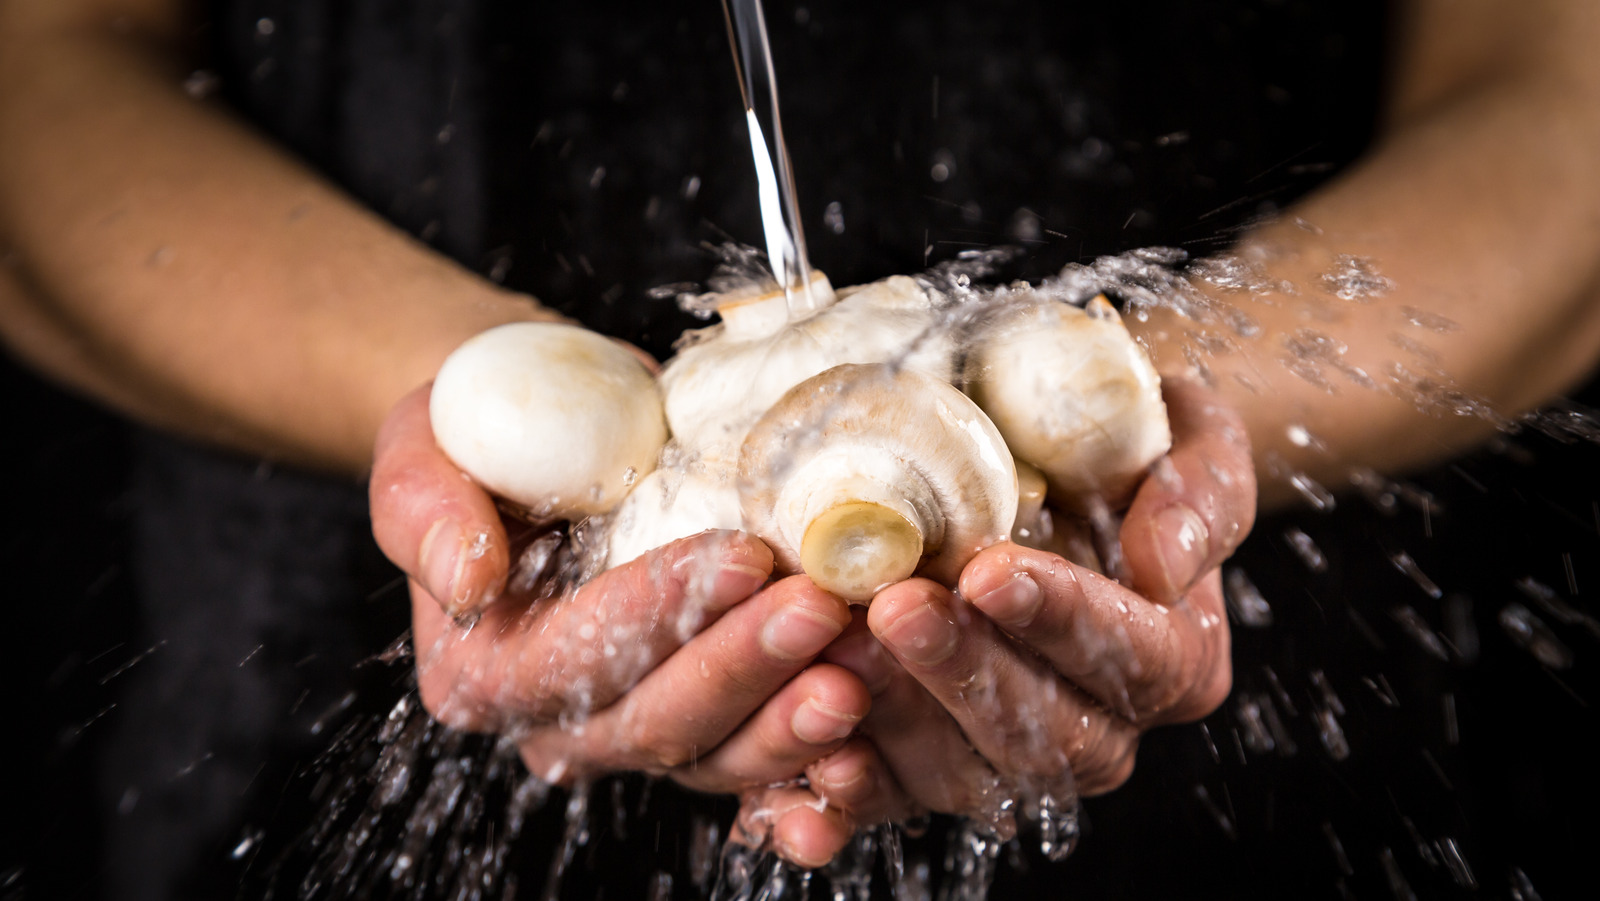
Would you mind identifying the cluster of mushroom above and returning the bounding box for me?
[429,271,1172,602]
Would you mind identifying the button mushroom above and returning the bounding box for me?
[429,322,667,520]
[965,294,1171,512]
[739,362,1019,602]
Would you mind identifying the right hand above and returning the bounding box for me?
[370,383,876,865]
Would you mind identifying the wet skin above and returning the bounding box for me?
[371,377,1255,866]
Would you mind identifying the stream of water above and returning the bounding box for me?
[720,0,818,318]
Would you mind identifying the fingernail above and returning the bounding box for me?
[971,574,1042,628]
[881,602,958,666]
[777,838,832,870]
[822,630,895,695]
[761,605,846,661]
[817,755,867,790]
[714,562,770,606]
[791,699,860,745]
[421,518,466,611]
[1153,504,1209,596]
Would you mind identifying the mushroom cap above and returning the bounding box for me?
[966,296,1170,510]
[739,362,1019,596]
[661,275,956,468]
[603,458,743,570]
[430,322,667,519]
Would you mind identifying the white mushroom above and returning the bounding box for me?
[739,363,1019,602]
[602,452,743,568]
[429,322,667,520]
[966,294,1171,511]
[660,272,957,468]
[599,271,963,572]
[1010,459,1051,545]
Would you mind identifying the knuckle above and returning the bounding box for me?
[1081,745,1139,796]
[1179,654,1234,723]
[1064,708,1110,762]
[1158,623,1232,724]
[719,653,778,698]
[619,704,696,771]
[1139,624,1206,719]
[1146,651,1198,719]
[1072,721,1135,792]
[990,708,1070,776]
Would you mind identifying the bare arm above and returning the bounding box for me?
[0,0,557,473]
[1134,0,1600,504]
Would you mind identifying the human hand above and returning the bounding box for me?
[370,383,873,862]
[807,378,1255,835]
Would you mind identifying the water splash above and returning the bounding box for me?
[1283,527,1328,572]
[1223,567,1274,628]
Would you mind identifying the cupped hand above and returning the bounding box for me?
[812,378,1255,834]
[370,383,873,863]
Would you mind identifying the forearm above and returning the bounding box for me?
[1135,8,1600,505]
[0,6,555,474]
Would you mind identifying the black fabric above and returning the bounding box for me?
[20,1,1596,899]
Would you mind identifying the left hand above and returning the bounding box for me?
[784,378,1256,836]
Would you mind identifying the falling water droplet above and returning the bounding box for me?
[1510,867,1543,901]
[1034,792,1082,862]
[1378,847,1418,901]
[1322,821,1354,875]
[1284,527,1328,572]
[1390,606,1449,661]
[1285,423,1327,452]
[1289,470,1338,511]
[1442,594,1480,663]
[1314,708,1350,761]
[231,828,264,860]
[1235,693,1276,754]
[183,69,221,99]
[1436,837,1477,888]
[1310,669,1346,716]
[1389,552,1443,599]
[1192,785,1237,840]
[823,200,845,235]
[1224,568,1273,628]
[1498,604,1574,670]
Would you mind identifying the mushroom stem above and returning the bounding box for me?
[800,501,925,602]
[740,363,1018,602]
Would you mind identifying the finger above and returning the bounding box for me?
[514,575,851,777]
[868,579,1140,797]
[735,785,857,870]
[671,663,870,793]
[411,530,773,730]
[1121,377,1256,604]
[959,542,1231,724]
[804,738,924,826]
[371,383,509,615]
[822,619,1017,824]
